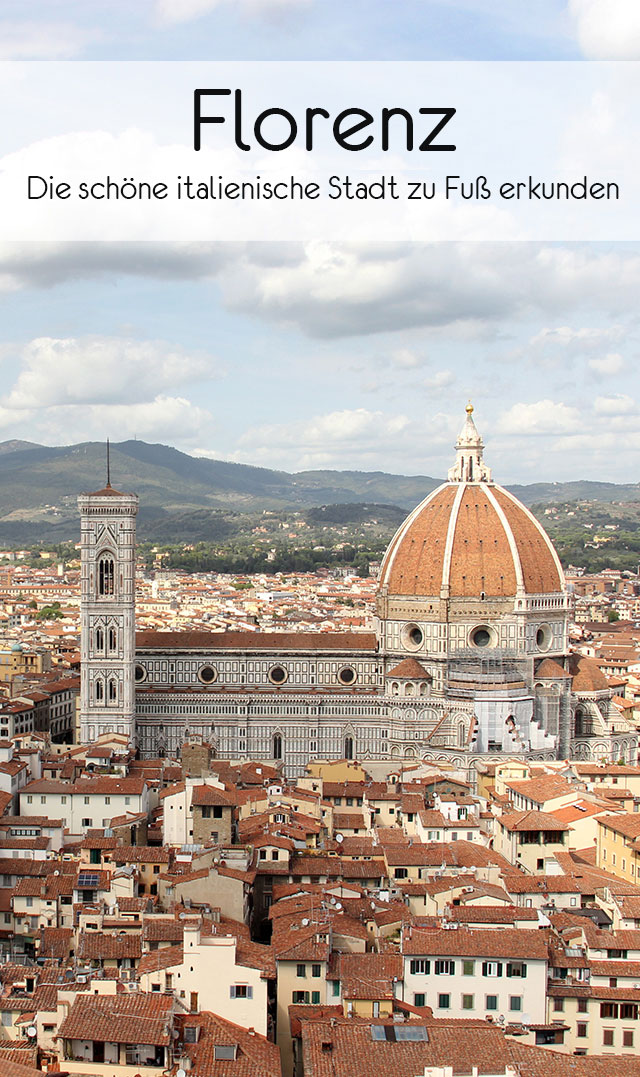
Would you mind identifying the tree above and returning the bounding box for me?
[36,602,63,621]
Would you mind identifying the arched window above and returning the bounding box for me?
[108,678,117,703]
[273,733,282,760]
[98,557,115,596]
[345,735,354,760]
[95,627,104,652]
[95,679,104,702]
[108,627,117,652]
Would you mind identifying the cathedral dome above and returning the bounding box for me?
[378,405,565,600]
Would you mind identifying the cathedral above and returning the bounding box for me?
[78,406,638,780]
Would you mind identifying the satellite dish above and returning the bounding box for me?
[301,918,310,926]
[335,833,344,843]
[335,903,343,911]
[27,1026,37,1038]
[177,1070,187,1077]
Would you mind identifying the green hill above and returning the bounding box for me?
[0,438,636,545]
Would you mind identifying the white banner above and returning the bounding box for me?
[0,60,637,240]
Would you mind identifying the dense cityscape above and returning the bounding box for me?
[0,411,640,1077]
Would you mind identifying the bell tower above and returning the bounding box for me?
[78,455,138,747]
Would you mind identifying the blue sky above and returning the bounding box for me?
[0,2,639,484]
[0,2,582,62]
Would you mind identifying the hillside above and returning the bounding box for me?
[0,438,636,545]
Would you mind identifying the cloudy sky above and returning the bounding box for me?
[0,2,639,484]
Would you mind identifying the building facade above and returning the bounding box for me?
[78,408,638,777]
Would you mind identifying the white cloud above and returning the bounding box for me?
[0,394,212,448]
[424,370,456,392]
[0,243,232,292]
[593,393,637,415]
[497,400,581,436]
[568,0,640,58]
[3,336,217,410]
[236,407,420,469]
[0,21,100,59]
[588,353,626,376]
[220,243,640,339]
[390,348,422,369]
[80,395,212,443]
[3,244,640,347]
[154,0,309,25]
[530,326,624,352]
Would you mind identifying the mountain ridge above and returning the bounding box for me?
[0,438,636,544]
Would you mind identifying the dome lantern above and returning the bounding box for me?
[448,402,492,484]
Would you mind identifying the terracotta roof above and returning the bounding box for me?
[535,658,570,679]
[0,816,62,828]
[502,875,582,894]
[504,774,575,804]
[58,991,173,1045]
[386,658,432,680]
[236,938,276,979]
[22,776,146,796]
[551,800,613,823]
[84,484,128,497]
[77,931,142,960]
[498,809,570,832]
[138,944,183,976]
[191,785,234,807]
[177,1010,281,1077]
[401,924,549,959]
[39,926,73,960]
[597,812,640,839]
[590,960,640,976]
[300,1017,608,1077]
[379,480,563,598]
[136,630,377,653]
[0,1059,44,1077]
[448,905,540,925]
[613,895,640,918]
[571,654,609,693]
[111,845,171,863]
[274,924,331,963]
[143,918,185,943]
[338,953,403,1000]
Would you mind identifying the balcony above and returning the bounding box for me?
[62,1066,165,1077]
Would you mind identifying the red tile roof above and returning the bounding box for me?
[136,630,377,653]
[58,991,173,1045]
[177,1010,281,1077]
[401,925,549,960]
